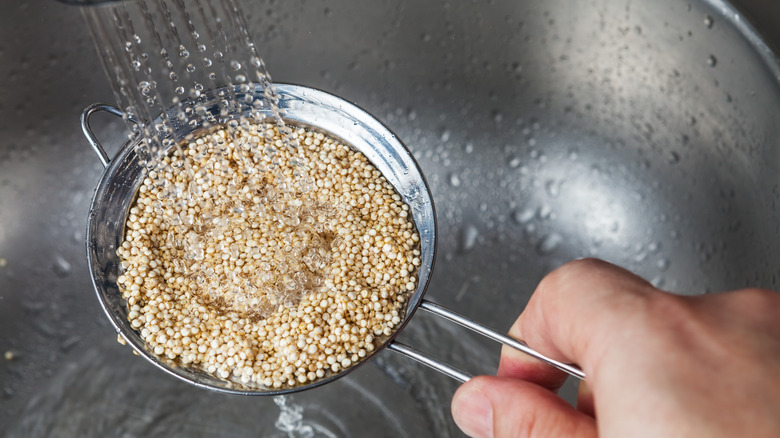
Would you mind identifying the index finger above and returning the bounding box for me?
[506,258,656,381]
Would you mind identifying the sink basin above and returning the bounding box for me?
[1,0,779,436]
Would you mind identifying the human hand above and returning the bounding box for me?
[451,258,780,437]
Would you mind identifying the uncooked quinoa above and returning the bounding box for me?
[116,122,421,389]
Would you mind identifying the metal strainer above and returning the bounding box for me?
[83,83,583,396]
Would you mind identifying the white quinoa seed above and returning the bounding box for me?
[116,123,420,389]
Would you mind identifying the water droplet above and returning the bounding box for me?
[704,15,714,28]
[657,258,670,271]
[545,180,561,198]
[230,60,242,71]
[707,55,717,67]
[512,208,535,224]
[440,129,451,142]
[52,254,72,277]
[507,156,522,168]
[138,80,152,96]
[61,336,81,352]
[186,63,196,73]
[175,86,185,95]
[464,143,474,154]
[648,241,660,253]
[538,204,553,219]
[460,225,479,253]
[179,45,190,59]
[449,173,461,187]
[536,233,562,255]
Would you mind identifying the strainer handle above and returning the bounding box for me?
[81,103,125,168]
[387,299,585,383]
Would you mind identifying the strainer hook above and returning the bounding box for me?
[81,103,128,168]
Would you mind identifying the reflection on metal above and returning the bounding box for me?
[419,301,585,380]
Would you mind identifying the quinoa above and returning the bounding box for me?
[116,123,421,389]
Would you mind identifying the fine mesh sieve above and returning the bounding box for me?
[83,83,583,396]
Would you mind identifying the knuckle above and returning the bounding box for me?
[645,292,694,327]
[536,259,599,299]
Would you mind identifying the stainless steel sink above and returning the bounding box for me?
[1,0,779,436]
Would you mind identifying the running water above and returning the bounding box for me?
[82,0,302,180]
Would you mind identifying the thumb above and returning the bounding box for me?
[451,376,597,438]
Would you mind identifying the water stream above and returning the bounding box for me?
[82,0,296,170]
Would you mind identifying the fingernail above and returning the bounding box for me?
[452,386,494,438]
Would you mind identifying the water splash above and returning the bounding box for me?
[273,396,339,438]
